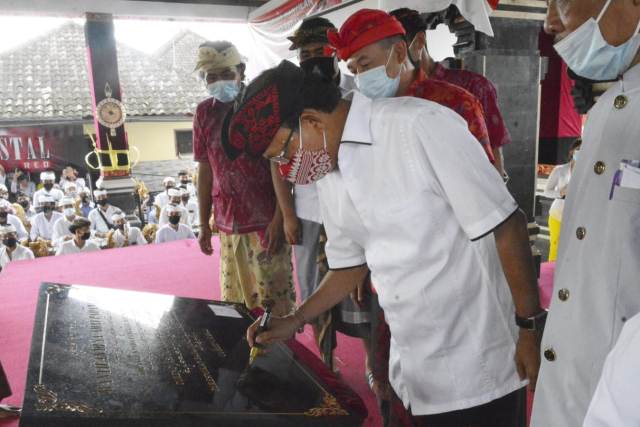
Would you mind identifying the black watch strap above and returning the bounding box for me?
[515,310,548,332]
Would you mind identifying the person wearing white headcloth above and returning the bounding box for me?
[159,188,190,226]
[180,187,199,228]
[110,212,146,247]
[155,205,195,244]
[56,218,100,256]
[154,177,177,211]
[78,187,93,218]
[88,189,122,235]
[29,194,62,241]
[0,200,27,241]
[59,166,86,193]
[0,184,8,201]
[32,171,63,209]
[51,197,80,248]
[0,224,34,270]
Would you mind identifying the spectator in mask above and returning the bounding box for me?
[59,166,86,192]
[155,205,195,244]
[0,200,27,241]
[29,194,62,241]
[159,188,190,226]
[33,171,63,209]
[88,189,121,236]
[10,171,36,198]
[0,185,8,201]
[55,218,100,256]
[0,225,34,270]
[177,170,196,196]
[78,187,93,218]
[51,197,79,249]
[179,188,198,227]
[15,192,35,219]
[154,177,176,211]
[110,212,146,247]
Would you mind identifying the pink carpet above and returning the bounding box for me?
[0,238,556,427]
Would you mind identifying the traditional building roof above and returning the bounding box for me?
[0,22,208,123]
[152,29,207,75]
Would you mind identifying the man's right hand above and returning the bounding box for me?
[283,215,301,245]
[198,226,213,255]
[246,315,299,347]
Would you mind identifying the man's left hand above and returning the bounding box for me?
[515,329,541,391]
[264,216,284,255]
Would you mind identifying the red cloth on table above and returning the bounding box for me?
[193,98,276,235]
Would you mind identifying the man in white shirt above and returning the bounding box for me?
[0,185,8,201]
[78,187,93,218]
[229,62,542,425]
[51,197,78,249]
[181,188,199,228]
[177,170,197,197]
[87,189,122,236]
[159,188,190,226]
[155,205,195,244]
[30,195,63,241]
[59,166,86,193]
[532,2,640,426]
[0,200,28,241]
[154,177,176,211]
[0,225,34,270]
[32,171,63,209]
[56,217,100,256]
[110,212,146,247]
[270,16,359,367]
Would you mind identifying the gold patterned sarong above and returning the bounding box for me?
[219,232,295,317]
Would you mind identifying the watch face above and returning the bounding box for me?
[97,98,126,128]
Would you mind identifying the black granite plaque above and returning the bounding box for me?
[20,284,365,426]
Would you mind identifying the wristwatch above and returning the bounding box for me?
[515,310,548,332]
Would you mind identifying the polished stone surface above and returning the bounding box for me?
[20,283,363,426]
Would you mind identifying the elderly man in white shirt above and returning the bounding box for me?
[234,63,542,425]
[51,197,79,248]
[155,205,195,244]
[0,225,34,270]
[56,218,100,256]
[109,212,146,247]
[532,2,640,426]
[32,171,64,209]
[30,194,63,241]
[159,188,190,226]
[0,200,28,241]
[180,188,199,228]
[87,189,122,236]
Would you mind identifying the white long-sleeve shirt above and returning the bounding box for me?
[0,244,34,269]
[55,239,100,256]
[87,205,122,233]
[1,214,28,241]
[51,216,76,248]
[543,162,573,220]
[111,226,147,247]
[30,212,63,240]
[154,223,195,244]
[184,200,199,227]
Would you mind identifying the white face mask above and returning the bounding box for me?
[63,208,75,217]
[354,48,402,99]
[554,0,640,81]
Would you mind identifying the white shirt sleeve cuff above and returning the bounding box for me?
[327,255,367,270]
[467,198,519,241]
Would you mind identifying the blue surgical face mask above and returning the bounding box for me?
[207,80,240,103]
[554,0,640,81]
[354,49,401,99]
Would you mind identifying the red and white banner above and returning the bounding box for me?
[0,125,89,172]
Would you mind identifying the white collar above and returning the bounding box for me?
[340,91,373,146]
